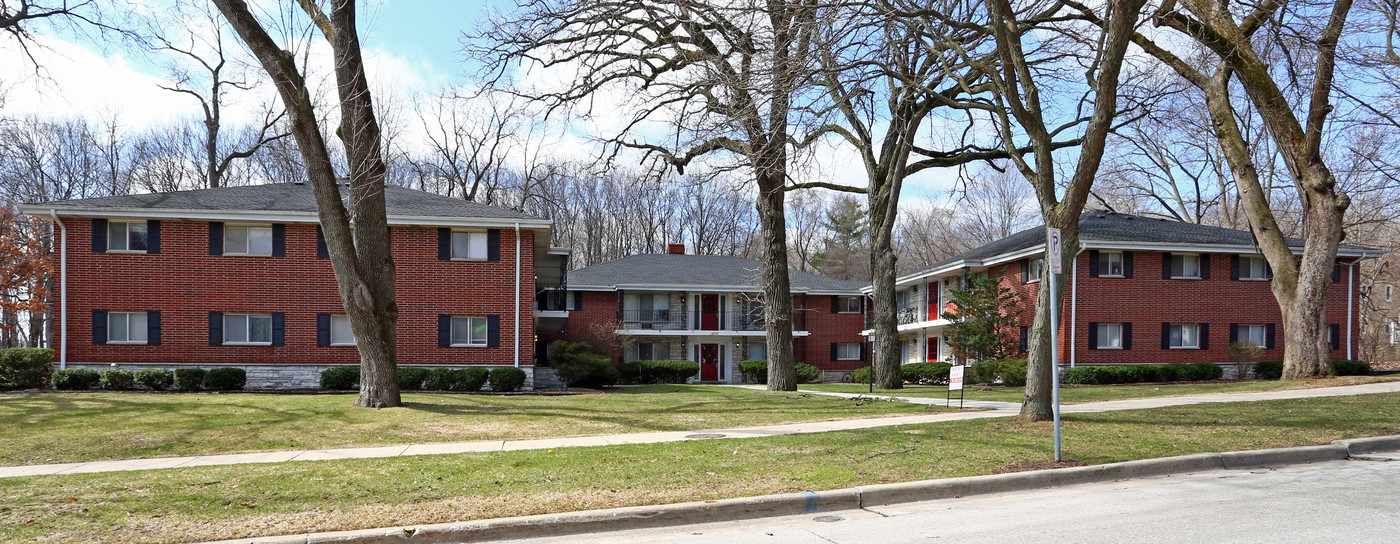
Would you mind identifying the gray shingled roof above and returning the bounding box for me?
[909,210,1374,277]
[28,182,542,221]
[569,254,868,293]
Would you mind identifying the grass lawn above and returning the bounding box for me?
[802,375,1400,404]
[0,385,943,466]
[2,392,1397,544]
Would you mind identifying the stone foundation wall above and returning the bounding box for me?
[58,362,535,390]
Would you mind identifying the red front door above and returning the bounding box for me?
[928,286,939,320]
[700,344,720,381]
[701,294,720,330]
[927,338,939,363]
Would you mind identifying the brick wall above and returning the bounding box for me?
[57,218,537,368]
[995,251,1361,364]
[799,294,869,371]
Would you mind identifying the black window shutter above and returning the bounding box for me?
[147,311,161,345]
[92,310,108,345]
[830,342,838,361]
[1162,253,1173,279]
[487,229,502,261]
[1265,261,1273,279]
[437,228,450,260]
[316,313,331,346]
[1266,323,1276,349]
[1199,323,1210,350]
[1200,255,1211,279]
[1161,322,1171,349]
[1124,252,1134,278]
[1230,255,1240,280]
[209,312,223,345]
[437,315,450,347]
[1332,263,1342,283]
[1088,322,1098,350]
[1123,323,1133,350]
[1229,323,1239,343]
[1020,326,1030,352]
[487,315,501,348]
[316,226,328,258]
[147,220,162,254]
[1089,250,1100,277]
[209,222,224,255]
[92,219,107,252]
[831,296,840,313]
[272,224,286,257]
[1329,324,1340,350]
[573,291,583,310]
[859,343,868,361]
[271,313,285,346]
[1021,259,1029,283]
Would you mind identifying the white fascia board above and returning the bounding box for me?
[22,205,554,230]
[1080,240,1379,258]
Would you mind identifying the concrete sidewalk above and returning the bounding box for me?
[725,384,1022,411]
[3,380,1397,479]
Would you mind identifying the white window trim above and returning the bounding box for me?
[1096,323,1124,350]
[1239,324,1267,347]
[1027,258,1045,283]
[449,230,489,261]
[1169,323,1201,349]
[835,343,861,360]
[1099,252,1125,278]
[107,311,148,345]
[329,315,356,346]
[107,221,149,253]
[1170,254,1203,280]
[449,316,489,347]
[223,224,275,256]
[835,296,862,314]
[1239,255,1270,281]
[224,313,273,346]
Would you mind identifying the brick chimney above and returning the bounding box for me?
[667,243,686,255]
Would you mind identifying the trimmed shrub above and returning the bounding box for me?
[99,369,135,390]
[204,367,246,391]
[1333,359,1371,376]
[423,368,490,391]
[489,367,527,392]
[398,367,430,390]
[1063,363,1222,385]
[173,368,206,391]
[998,359,1029,386]
[549,340,618,389]
[0,348,54,389]
[966,360,1001,385]
[852,366,871,384]
[320,367,360,390]
[52,368,100,390]
[901,362,952,385]
[739,360,768,384]
[134,369,174,391]
[795,362,821,384]
[1254,361,1283,380]
[636,360,701,384]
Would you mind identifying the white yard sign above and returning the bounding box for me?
[949,365,965,391]
[1048,227,1063,274]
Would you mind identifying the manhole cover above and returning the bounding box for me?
[685,433,726,439]
[813,515,845,523]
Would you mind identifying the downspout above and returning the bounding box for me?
[514,222,521,368]
[50,210,67,370]
[1070,248,1085,368]
[1347,261,1354,360]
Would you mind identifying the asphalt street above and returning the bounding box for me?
[512,453,1400,544]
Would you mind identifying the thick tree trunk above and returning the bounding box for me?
[1280,187,1346,378]
[758,176,797,391]
[868,173,902,389]
[1021,227,1078,421]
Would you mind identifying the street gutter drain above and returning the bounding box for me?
[813,515,845,523]
[686,434,726,439]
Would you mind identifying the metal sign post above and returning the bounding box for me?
[1048,228,1063,462]
[948,364,965,409]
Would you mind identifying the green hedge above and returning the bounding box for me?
[489,367,527,392]
[173,368,206,391]
[204,367,246,391]
[795,363,821,383]
[1254,360,1369,379]
[965,359,1029,386]
[901,362,952,385]
[1063,363,1223,385]
[320,367,359,389]
[1000,359,1029,387]
[134,369,173,391]
[851,366,870,384]
[99,369,135,390]
[422,368,489,391]
[398,367,430,391]
[52,368,100,390]
[618,360,701,384]
[732,360,818,384]
[549,340,617,389]
[0,348,53,389]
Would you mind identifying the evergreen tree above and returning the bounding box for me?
[941,272,1023,362]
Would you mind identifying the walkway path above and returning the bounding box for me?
[4,380,1397,479]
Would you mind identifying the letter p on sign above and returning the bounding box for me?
[1048,228,1062,274]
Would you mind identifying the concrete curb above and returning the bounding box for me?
[199,435,1399,544]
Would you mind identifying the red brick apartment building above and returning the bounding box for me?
[882,211,1380,376]
[23,183,570,389]
[546,245,870,383]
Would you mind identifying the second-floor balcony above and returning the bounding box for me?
[618,309,806,333]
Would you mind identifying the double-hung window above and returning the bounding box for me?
[107,312,148,344]
[1096,323,1124,349]
[835,296,861,313]
[450,231,489,260]
[1170,254,1202,279]
[1028,258,1045,282]
[1168,323,1200,348]
[107,222,148,252]
[225,225,274,255]
[636,342,670,360]
[747,342,767,361]
[836,343,861,361]
[1238,324,1267,347]
[450,316,489,346]
[1239,255,1269,280]
[224,313,273,344]
[1098,252,1124,277]
[330,315,356,346]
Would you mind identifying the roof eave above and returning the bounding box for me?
[22,205,553,229]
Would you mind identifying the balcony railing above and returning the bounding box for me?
[897,307,921,325]
[617,309,805,332]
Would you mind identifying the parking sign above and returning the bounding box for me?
[1048,228,1062,274]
